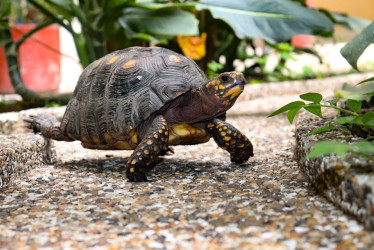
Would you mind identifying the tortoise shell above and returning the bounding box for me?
[60,47,208,148]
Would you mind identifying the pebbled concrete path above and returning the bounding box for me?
[1,74,373,249]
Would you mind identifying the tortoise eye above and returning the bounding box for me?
[220,74,230,83]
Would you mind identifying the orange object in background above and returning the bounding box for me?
[0,24,60,94]
[177,33,207,60]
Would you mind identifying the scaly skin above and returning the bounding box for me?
[205,118,254,163]
[125,115,169,181]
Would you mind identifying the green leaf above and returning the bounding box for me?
[347,99,362,112]
[341,21,374,71]
[268,101,305,118]
[362,111,374,124]
[0,0,11,47]
[350,141,374,156]
[287,107,302,124]
[119,7,198,42]
[300,92,323,103]
[336,116,355,125]
[357,77,374,85]
[307,141,349,159]
[304,104,323,118]
[332,13,371,32]
[334,83,373,100]
[308,124,335,135]
[327,98,339,106]
[196,0,333,43]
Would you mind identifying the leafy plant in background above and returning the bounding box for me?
[0,0,336,109]
[268,21,374,159]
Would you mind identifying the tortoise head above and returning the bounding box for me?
[203,71,246,111]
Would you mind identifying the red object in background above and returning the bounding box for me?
[291,35,316,49]
[290,0,315,49]
[0,24,60,94]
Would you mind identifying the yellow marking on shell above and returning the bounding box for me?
[130,168,135,173]
[127,128,138,144]
[154,134,159,139]
[94,58,103,68]
[168,123,210,145]
[107,55,119,65]
[153,146,159,152]
[220,132,226,136]
[131,159,137,165]
[169,55,183,63]
[165,131,169,136]
[146,140,153,145]
[223,126,227,130]
[114,141,133,150]
[207,123,214,129]
[234,132,237,136]
[144,150,150,155]
[137,152,141,156]
[104,133,114,143]
[123,60,136,68]
[227,130,232,134]
[223,87,242,99]
[224,136,231,141]
[91,135,101,144]
[238,144,245,148]
[158,129,163,134]
[81,136,90,143]
[68,133,77,140]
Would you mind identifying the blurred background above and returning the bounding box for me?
[0,0,373,107]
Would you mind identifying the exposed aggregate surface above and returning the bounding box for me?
[1,74,374,249]
[296,109,374,231]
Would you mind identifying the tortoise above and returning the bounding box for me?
[25,47,253,182]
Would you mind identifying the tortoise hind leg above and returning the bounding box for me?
[24,114,73,141]
[126,115,169,182]
[205,118,253,163]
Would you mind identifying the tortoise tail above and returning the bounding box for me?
[24,114,73,141]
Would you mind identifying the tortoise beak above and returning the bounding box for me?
[230,75,245,90]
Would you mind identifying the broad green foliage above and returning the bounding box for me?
[341,21,374,71]
[197,0,333,43]
[119,7,198,43]
[308,141,374,160]
[331,13,370,32]
[269,88,374,159]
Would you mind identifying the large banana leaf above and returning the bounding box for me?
[341,21,374,71]
[197,0,333,43]
[118,7,198,43]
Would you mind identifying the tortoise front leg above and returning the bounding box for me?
[205,118,254,163]
[126,115,169,182]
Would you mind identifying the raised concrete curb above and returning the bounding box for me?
[0,107,62,188]
[0,134,55,188]
[295,109,374,230]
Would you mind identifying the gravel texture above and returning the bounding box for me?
[295,108,374,231]
[1,73,374,248]
[0,134,54,188]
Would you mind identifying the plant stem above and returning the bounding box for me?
[308,103,360,117]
